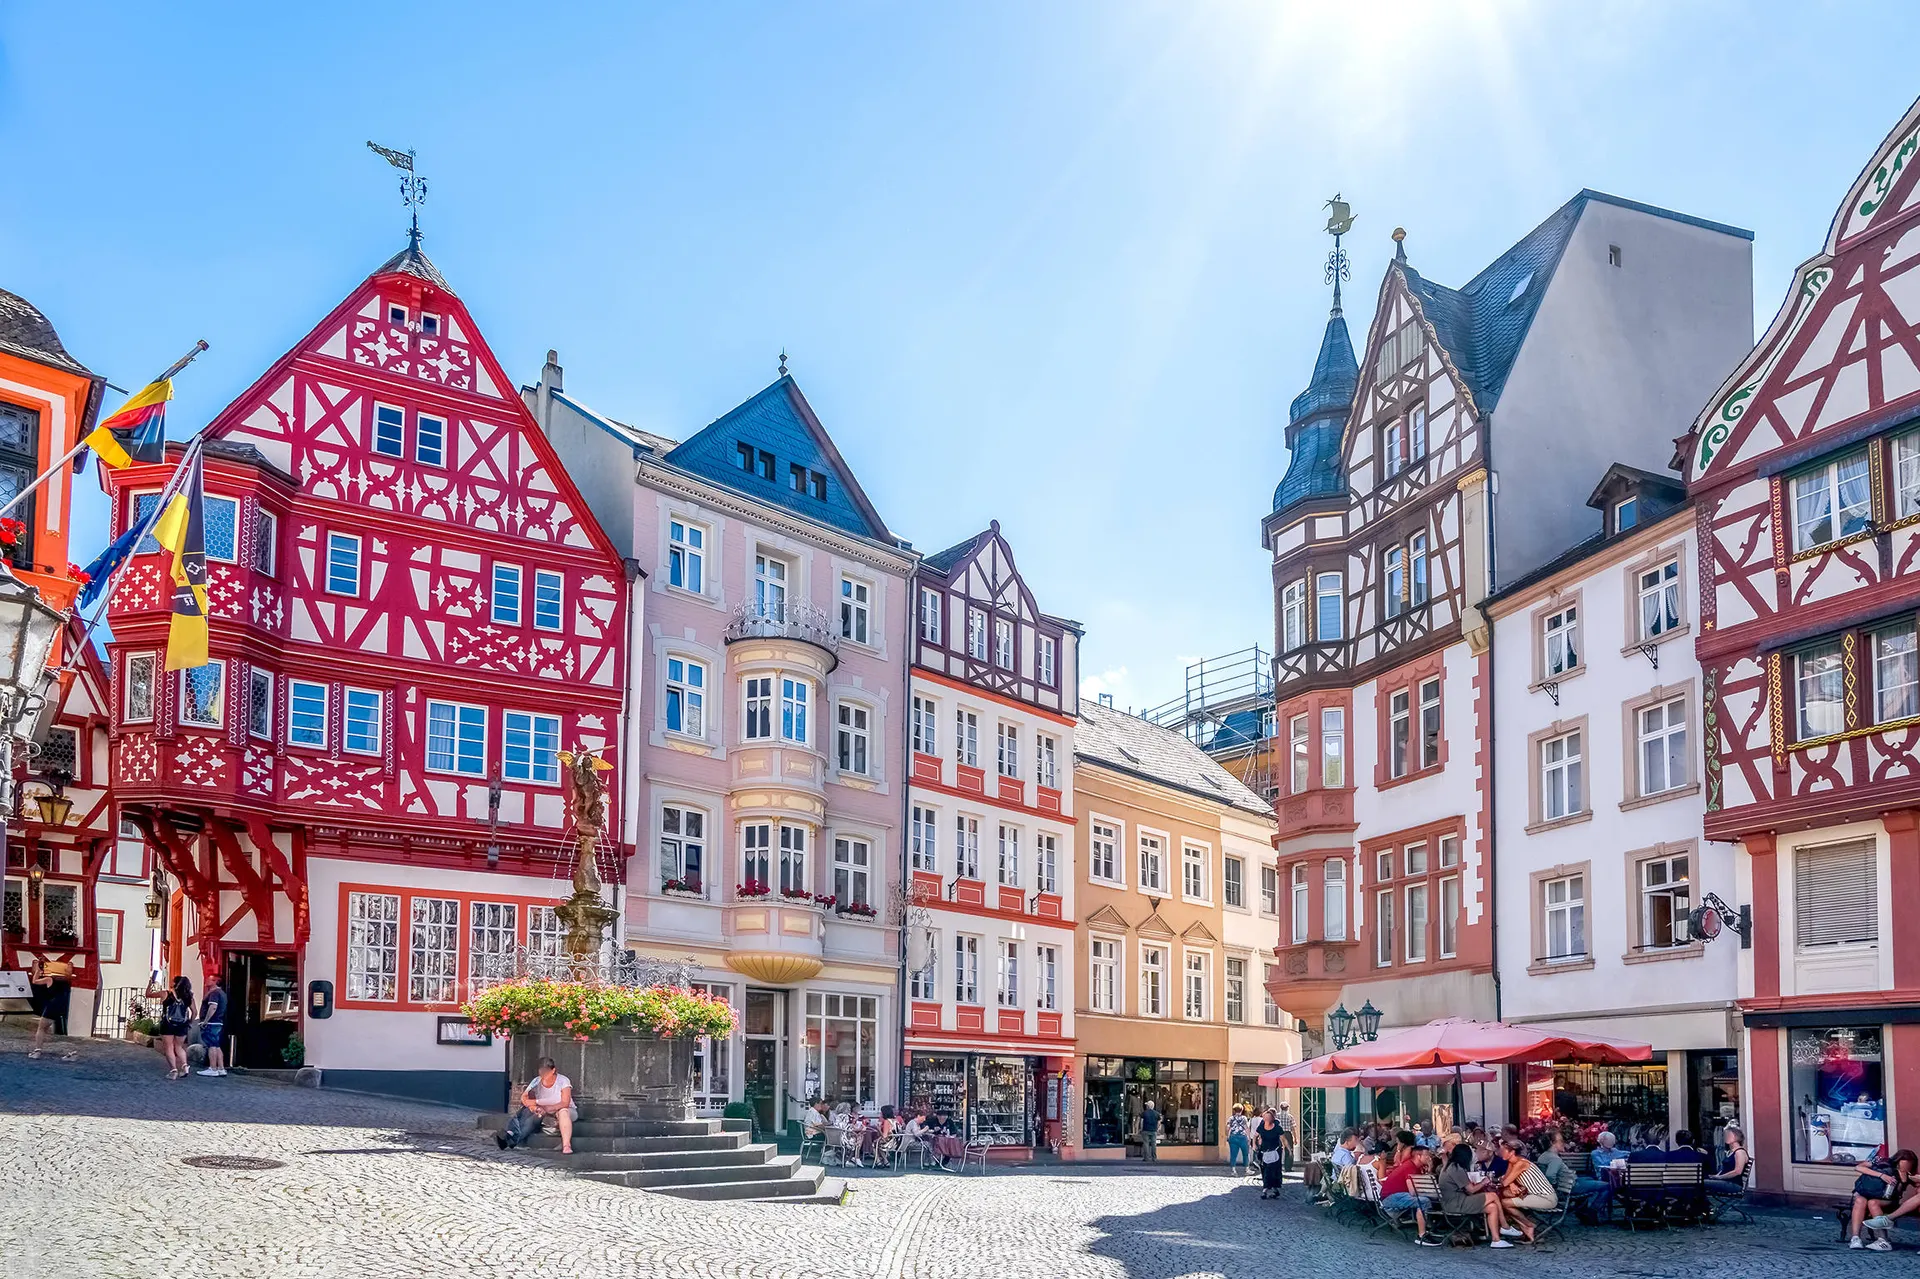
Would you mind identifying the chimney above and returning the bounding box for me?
[1098,693,1114,707]
[542,349,563,394]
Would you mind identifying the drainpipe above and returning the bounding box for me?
[896,559,917,1112]
[618,555,646,949]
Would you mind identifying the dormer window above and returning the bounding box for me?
[758,450,775,481]
[789,464,825,498]
[1613,496,1638,533]
[737,443,755,472]
[388,304,407,326]
[419,313,439,336]
[789,463,807,492]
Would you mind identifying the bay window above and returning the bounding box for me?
[1281,579,1307,651]
[1315,572,1343,641]
[1323,858,1347,940]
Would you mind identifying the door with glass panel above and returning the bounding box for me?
[742,988,785,1135]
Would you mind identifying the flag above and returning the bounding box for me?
[84,379,172,469]
[154,446,209,672]
[75,522,146,610]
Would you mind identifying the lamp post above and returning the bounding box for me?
[0,571,64,839]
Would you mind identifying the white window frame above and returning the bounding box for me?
[491,563,522,626]
[123,652,157,724]
[1281,578,1307,651]
[1290,864,1308,943]
[1544,603,1579,677]
[1225,955,1246,1023]
[832,836,870,908]
[967,607,988,660]
[1637,559,1682,641]
[1875,622,1920,724]
[1321,707,1345,787]
[286,678,326,747]
[345,891,401,1003]
[1542,729,1584,820]
[1036,944,1058,1011]
[1410,532,1429,606]
[1181,843,1209,903]
[660,804,707,890]
[668,519,706,595]
[1388,688,1410,778]
[372,403,404,458]
[994,616,1014,669]
[996,939,1020,1007]
[1289,713,1308,794]
[1795,642,1844,741]
[1637,695,1689,796]
[1137,830,1166,894]
[1791,449,1872,551]
[996,823,1021,888]
[1315,572,1343,641]
[425,700,488,777]
[665,655,706,738]
[343,687,382,756]
[743,675,773,741]
[1223,854,1245,910]
[503,710,562,784]
[1639,852,1691,951]
[1139,944,1167,1017]
[835,700,873,778]
[1260,862,1279,917]
[918,587,941,642]
[955,815,980,879]
[408,895,461,1003]
[779,676,809,744]
[532,569,563,632]
[911,694,937,755]
[1090,936,1119,1013]
[1323,857,1347,941]
[910,929,939,999]
[325,531,362,597]
[1439,874,1460,959]
[1089,819,1121,886]
[955,934,981,1004]
[1375,887,1394,967]
[839,576,871,646]
[1384,545,1405,618]
[1895,429,1920,521]
[954,708,979,767]
[754,552,789,618]
[1183,949,1208,1020]
[1419,677,1442,770]
[1544,873,1587,962]
[1038,634,1056,685]
[995,722,1019,779]
[1036,832,1057,894]
[1035,733,1058,789]
[910,804,938,872]
[416,412,445,467]
[1405,881,1429,963]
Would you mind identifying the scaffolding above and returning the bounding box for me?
[1142,646,1277,798]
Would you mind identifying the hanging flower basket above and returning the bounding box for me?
[460,979,736,1043]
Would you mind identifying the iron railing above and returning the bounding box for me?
[723,601,842,658]
[91,985,143,1039]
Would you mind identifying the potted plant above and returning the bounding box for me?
[813,893,838,910]
[736,878,771,900]
[837,900,878,919]
[779,886,814,903]
[661,876,704,898]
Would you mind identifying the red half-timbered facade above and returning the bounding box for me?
[101,242,628,1106]
[1686,99,1920,1202]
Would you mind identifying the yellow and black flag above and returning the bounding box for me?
[152,444,210,673]
[84,379,172,469]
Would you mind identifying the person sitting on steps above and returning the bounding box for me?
[498,1057,576,1155]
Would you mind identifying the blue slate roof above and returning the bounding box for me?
[1272,310,1358,513]
[664,376,894,542]
[1400,189,1752,419]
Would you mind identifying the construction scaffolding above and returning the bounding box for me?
[1142,646,1277,800]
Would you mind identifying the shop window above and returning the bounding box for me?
[690,982,733,1113]
[971,1056,1033,1147]
[1080,1058,1218,1149]
[345,891,401,1002]
[1789,1027,1884,1164]
[803,992,878,1110]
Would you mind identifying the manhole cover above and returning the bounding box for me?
[180,1155,286,1171]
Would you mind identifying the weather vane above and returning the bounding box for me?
[1324,194,1355,314]
[367,141,428,246]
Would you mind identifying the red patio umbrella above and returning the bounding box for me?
[1322,1017,1654,1071]
[1257,1058,1498,1089]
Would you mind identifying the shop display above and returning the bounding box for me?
[971,1056,1033,1147]
[908,1054,968,1120]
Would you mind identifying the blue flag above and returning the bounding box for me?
[76,521,145,610]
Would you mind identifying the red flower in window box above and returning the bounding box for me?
[0,518,24,548]
[661,877,703,896]
[778,886,814,902]
[837,900,878,919]
[812,893,837,910]
[735,879,770,899]
[67,563,91,586]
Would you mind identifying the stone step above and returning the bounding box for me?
[557,1144,778,1172]
[521,1131,750,1154]
[482,1114,726,1139]
[651,1164,830,1202]
[576,1154,804,1190]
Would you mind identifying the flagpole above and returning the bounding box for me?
[0,340,209,522]
[63,433,208,655]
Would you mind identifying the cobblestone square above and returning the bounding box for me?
[0,1028,1898,1279]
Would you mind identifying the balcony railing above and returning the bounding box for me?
[724,601,842,659]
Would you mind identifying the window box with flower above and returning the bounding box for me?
[779,886,815,903]
[836,900,878,919]
[661,877,704,898]
[735,878,771,900]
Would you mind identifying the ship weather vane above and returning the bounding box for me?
[1324,193,1355,314]
[367,141,428,245]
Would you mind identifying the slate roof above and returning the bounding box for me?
[663,376,895,544]
[922,528,989,575]
[1272,309,1358,513]
[546,388,680,456]
[0,287,94,378]
[373,238,452,291]
[1076,700,1271,817]
[1400,189,1752,419]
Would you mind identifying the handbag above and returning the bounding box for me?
[1262,1150,1280,1164]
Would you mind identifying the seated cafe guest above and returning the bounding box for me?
[1851,1149,1918,1251]
[1706,1124,1751,1195]
[1587,1130,1625,1171]
[803,1099,832,1139]
[1440,1141,1518,1249]
[1496,1135,1557,1243]
[1667,1129,1711,1168]
[1329,1129,1362,1168]
[1536,1130,1577,1203]
[1379,1147,1443,1246]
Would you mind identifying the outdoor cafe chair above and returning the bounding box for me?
[958,1141,989,1173]
[821,1127,856,1168]
[1617,1163,1674,1231]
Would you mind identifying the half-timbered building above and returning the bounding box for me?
[102,241,629,1105]
[1262,195,1753,1129]
[1685,98,1920,1203]
[901,522,1080,1156]
[529,357,913,1132]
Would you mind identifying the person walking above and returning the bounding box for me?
[1226,1104,1251,1176]
[195,975,229,1077]
[25,959,76,1061]
[158,975,194,1079]
[1275,1101,1296,1173]
[1255,1107,1287,1199]
[1139,1098,1161,1162]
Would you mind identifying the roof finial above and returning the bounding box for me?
[367,141,427,246]
[1323,195,1354,316]
[1392,226,1408,264]
[778,348,788,377]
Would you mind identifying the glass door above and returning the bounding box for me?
[691,982,733,1115]
[743,988,785,1135]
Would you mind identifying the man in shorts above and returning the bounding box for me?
[196,976,229,1076]
[500,1057,577,1154]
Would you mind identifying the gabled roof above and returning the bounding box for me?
[1075,700,1271,817]
[540,386,680,457]
[923,528,990,575]
[1400,189,1752,420]
[664,376,895,543]
[0,286,96,379]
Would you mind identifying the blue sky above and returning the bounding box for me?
[4,2,1918,712]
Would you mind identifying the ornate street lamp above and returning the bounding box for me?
[1356,999,1383,1043]
[31,772,72,828]
[1327,1002,1354,1051]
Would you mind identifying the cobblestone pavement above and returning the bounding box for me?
[0,1026,1902,1278]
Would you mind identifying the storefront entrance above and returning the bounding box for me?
[222,950,299,1070]
[1082,1057,1218,1155]
[906,1053,1042,1151]
[742,987,786,1135]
